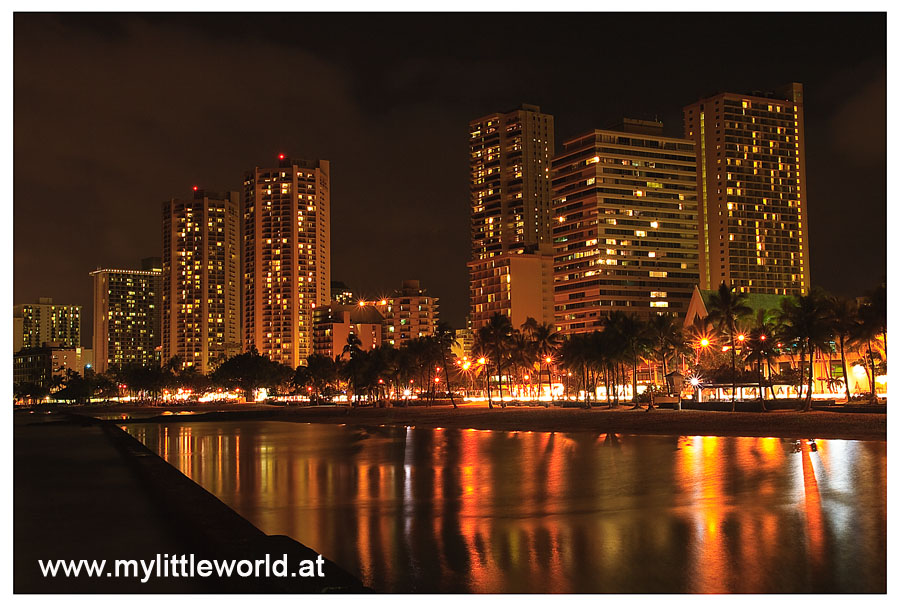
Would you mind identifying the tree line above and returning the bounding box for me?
[15,282,886,411]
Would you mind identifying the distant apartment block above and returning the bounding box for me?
[13,345,93,389]
[313,303,384,359]
[683,83,810,294]
[551,120,700,333]
[162,189,241,373]
[377,280,439,347]
[13,297,81,351]
[452,328,475,360]
[90,258,162,373]
[330,280,355,306]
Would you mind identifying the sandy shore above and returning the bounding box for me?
[66,402,887,441]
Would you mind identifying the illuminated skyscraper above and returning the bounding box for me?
[161,189,240,373]
[468,104,556,329]
[243,155,331,367]
[683,83,810,294]
[90,258,162,373]
[13,297,81,351]
[551,120,700,333]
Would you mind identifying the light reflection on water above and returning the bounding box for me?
[124,421,886,593]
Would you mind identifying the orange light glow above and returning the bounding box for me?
[700,338,710,347]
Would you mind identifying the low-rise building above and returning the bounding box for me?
[313,304,384,359]
[375,280,439,347]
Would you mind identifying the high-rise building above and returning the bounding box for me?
[90,258,162,373]
[161,189,241,373]
[243,155,331,367]
[683,83,809,295]
[551,120,700,334]
[376,280,439,347]
[468,104,556,329]
[12,297,81,351]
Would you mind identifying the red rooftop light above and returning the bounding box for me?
[192,186,198,191]
[278,153,285,160]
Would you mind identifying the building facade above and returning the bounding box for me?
[551,120,700,333]
[468,104,556,329]
[469,253,555,330]
[90,259,162,373]
[683,83,809,295]
[162,189,241,373]
[376,280,439,347]
[452,328,475,360]
[330,280,355,306]
[243,155,331,367]
[13,297,82,351]
[313,304,384,359]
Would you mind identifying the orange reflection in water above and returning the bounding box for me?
[123,422,886,593]
[800,441,825,575]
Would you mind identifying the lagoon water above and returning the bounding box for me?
[124,421,886,593]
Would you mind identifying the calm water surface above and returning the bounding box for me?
[124,421,886,593]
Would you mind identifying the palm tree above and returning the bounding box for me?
[342,333,364,405]
[304,354,338,404]
[470,341,493,408]
[647,314,685,395]
[605,312,650,408]
[477,313,513,408]
[434,322,459,408]
[523,319,563,404]
[743,323,779,411]
[706,282,752,410]
[856,299,885,401]
[507,331,534,402]
[868,283,887,351]
[826,296,859,402]
[777,290,831,411]
[559,333,591,407]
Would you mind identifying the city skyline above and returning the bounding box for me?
[14,13,886,340]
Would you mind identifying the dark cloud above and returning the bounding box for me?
[14,13,886,346]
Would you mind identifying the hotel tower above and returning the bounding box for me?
[683,83,810,295]
[242,155,331,367]
[551,120,700,333]
[161,189,241,373]
[468,104,556,330]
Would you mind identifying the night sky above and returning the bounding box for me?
[14,13,886,344]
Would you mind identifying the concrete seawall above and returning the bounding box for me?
[14,411,366,593]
